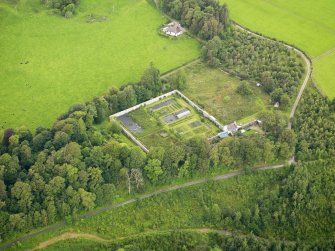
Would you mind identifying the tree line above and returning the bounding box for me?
[201,32,304,109]
[157,0,231,40]
[41,0,79,18]
[293,89,335,161]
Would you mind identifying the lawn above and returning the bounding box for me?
[171,62,271,125]
[222,0,335,98]
[0,0,200,130]
[118,94,220,148]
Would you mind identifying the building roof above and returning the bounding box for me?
[218,131,229,139]
[224,122,239,133]
[162,21,185,35]
[175,108,190,116]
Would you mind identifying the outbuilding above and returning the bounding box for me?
[175,108,191,119]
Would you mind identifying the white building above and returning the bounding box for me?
[175,108,191,119]
[162,21,185,37]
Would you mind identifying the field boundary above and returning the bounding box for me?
[312,47,335,62]
[110,90,226,152]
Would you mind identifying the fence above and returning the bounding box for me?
[110,90,226,152]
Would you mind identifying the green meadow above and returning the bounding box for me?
[222,0,335,98]
[0,0,200,130]
[168,62,271,125]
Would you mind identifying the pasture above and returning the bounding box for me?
[117,94,220,148]
[222,0,335,98]
[0,0,200,130]
[169,62,271,125]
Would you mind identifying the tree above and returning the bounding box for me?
[130,168,144,191]
[87,167,103,192]
[2,128,14,147]
[128,147,146,169]
[178,159,190,178]
[47,176,65,195]
[141,63,161,96]
[280,93,291,110]
[79,188,96,210]
[170,70,187,90]
[11,181,33,213]
[9,213,26,231]
[53,131,70,149]
[144,159,163,184]
[18,144,33,168]
[96,183,115,205]
[278,142,291,160]
[93,97,109,124]
[201,36,221,67]
[237,81,253,96]
[120,168,132,194]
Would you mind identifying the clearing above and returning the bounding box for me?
[166,62,271,125]
[0,0,200,129]
[222,0,335,98]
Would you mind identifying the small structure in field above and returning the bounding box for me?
[162,21,185,37]
[175,108,191,119]
[274,102,280,108]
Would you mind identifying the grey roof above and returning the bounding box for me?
[163,21,185,34]
[175,108,190,116]
[227,122,238,132]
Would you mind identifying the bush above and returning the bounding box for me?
[236,81,253,96]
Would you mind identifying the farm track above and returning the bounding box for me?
[0,163,285,250]
[29,228,232,250]
[29,226,295,250]
[161,58,201,79]
[234,24,312,129]
[312,47,335,62]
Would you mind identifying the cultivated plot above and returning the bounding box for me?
[116,95,220,148]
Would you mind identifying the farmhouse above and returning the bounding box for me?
[162,21,185,37]
[223,122,239,134]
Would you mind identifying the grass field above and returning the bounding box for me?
[118,94,220,148]
[222,0,335,98]
[0,0,200,130]
[169,62,271,125]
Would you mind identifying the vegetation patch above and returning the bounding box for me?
[168,62,271,124]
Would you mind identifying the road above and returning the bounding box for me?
[234,24,312,129]
[0,163,285,250]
